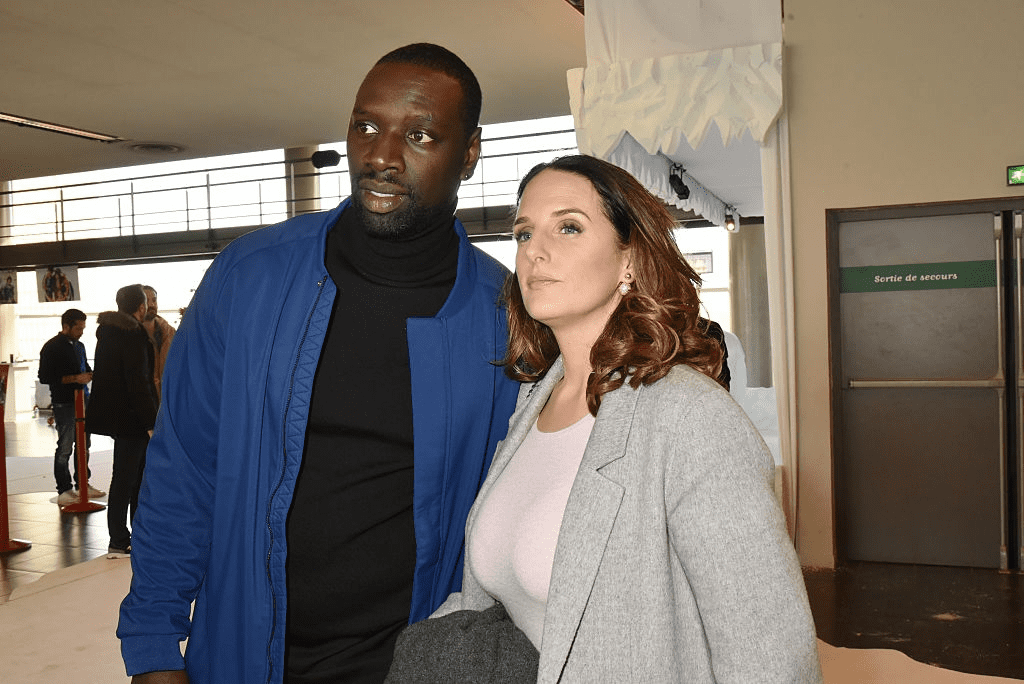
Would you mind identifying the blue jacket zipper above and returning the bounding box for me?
[265,275,327,683]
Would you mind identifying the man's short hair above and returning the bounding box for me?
[375,43,482,139]
[61,308,86,328]
[116,284,147,315]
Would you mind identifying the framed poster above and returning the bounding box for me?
[36,265,80,302]
[0,271,16,304]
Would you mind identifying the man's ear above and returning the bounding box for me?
[462,126,482,180]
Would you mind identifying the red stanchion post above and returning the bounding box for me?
[59,388,104,514]
[1,362,31,553]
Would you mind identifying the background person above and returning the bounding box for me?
[140,285,175,401]
[86,284,158,559]
[37,308,103,506]
[389,155,822,682]
[118,43,519,684]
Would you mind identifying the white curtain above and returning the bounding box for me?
[568,0,799,539]
[567,42,781,222]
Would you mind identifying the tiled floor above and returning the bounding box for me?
[805,561,1024,679]
[0,490,109,602]
[3,413,1024,679]
[1,414,111,603]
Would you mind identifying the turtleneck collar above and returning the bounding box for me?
[329,204,459,287]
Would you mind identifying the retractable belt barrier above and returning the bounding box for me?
[0,362,31,553]
[58,388,104,513]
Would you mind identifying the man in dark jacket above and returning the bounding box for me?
[86,284,158,558]
[38,307,104,506]
[119,44,519,684]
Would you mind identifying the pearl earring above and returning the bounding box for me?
[618,282,631,295]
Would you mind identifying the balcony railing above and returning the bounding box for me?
[1,123,579,250]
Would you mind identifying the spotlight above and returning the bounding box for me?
[669,164,690,200]
[724,213,738,232]
[310,150,342,169]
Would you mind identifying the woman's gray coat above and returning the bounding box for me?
[435,356,823,683]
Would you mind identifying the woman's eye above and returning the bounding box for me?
[409,130,435,143]
[514,230,531,243]
[558,222,581,234]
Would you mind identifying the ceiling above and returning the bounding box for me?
[0,0,762,219]
[0,0,585,181]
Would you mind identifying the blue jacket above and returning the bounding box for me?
[118,200,520,682]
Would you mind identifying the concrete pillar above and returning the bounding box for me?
[729,221,772,387]
[285,146,320,218]
[0,180,12,243]
[0,305,14,365]
[0,181,17,374]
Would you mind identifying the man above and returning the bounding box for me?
[140,285,175,401]
[38,308,104,506]
[86,284,158,558]
[119,44,519,683]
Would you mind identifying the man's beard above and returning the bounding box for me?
[144,311,157,322]
[350,173,455,240]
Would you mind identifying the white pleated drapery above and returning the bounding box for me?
[565,0,799,539]
[567,42,781,224]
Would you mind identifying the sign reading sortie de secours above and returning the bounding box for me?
[840,260,997,293]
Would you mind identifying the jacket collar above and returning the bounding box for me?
[321,198,481,319]
[96,310,144,332]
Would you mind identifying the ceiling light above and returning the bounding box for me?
[669,164,690,200]
[130,142,184,154]
[724,212,738,232]
[0,111,122,143]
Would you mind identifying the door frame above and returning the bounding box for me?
[827,197,1024,568]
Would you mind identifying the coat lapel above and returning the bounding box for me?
[538,375,642,682]
[463,358,644,681]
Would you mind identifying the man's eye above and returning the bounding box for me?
[355,122,377,135]
[514,230,531,243]
[409,130,435,143]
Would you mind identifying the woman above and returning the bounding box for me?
[388,156,822,683]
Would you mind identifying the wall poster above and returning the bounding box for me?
[36,265,80,302]
[0,270,16,304]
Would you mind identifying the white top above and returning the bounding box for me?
[467,412,595,649]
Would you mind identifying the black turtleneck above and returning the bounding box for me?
[285,205,459,683]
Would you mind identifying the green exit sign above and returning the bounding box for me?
[1010,165,1024,186]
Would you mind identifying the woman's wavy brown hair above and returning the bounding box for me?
[502,155,724,415]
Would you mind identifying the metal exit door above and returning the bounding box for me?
[834,207,1024,570]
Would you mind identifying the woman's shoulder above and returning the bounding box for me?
[644,364,726,401]
[626,366,772,477]
[631,364,747,428]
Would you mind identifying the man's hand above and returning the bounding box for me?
[132,672,189,684]
[62,372,92,384]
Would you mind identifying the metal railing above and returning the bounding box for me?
[0,126,579,248]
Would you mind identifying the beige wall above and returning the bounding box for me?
[784,0,1024,567]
